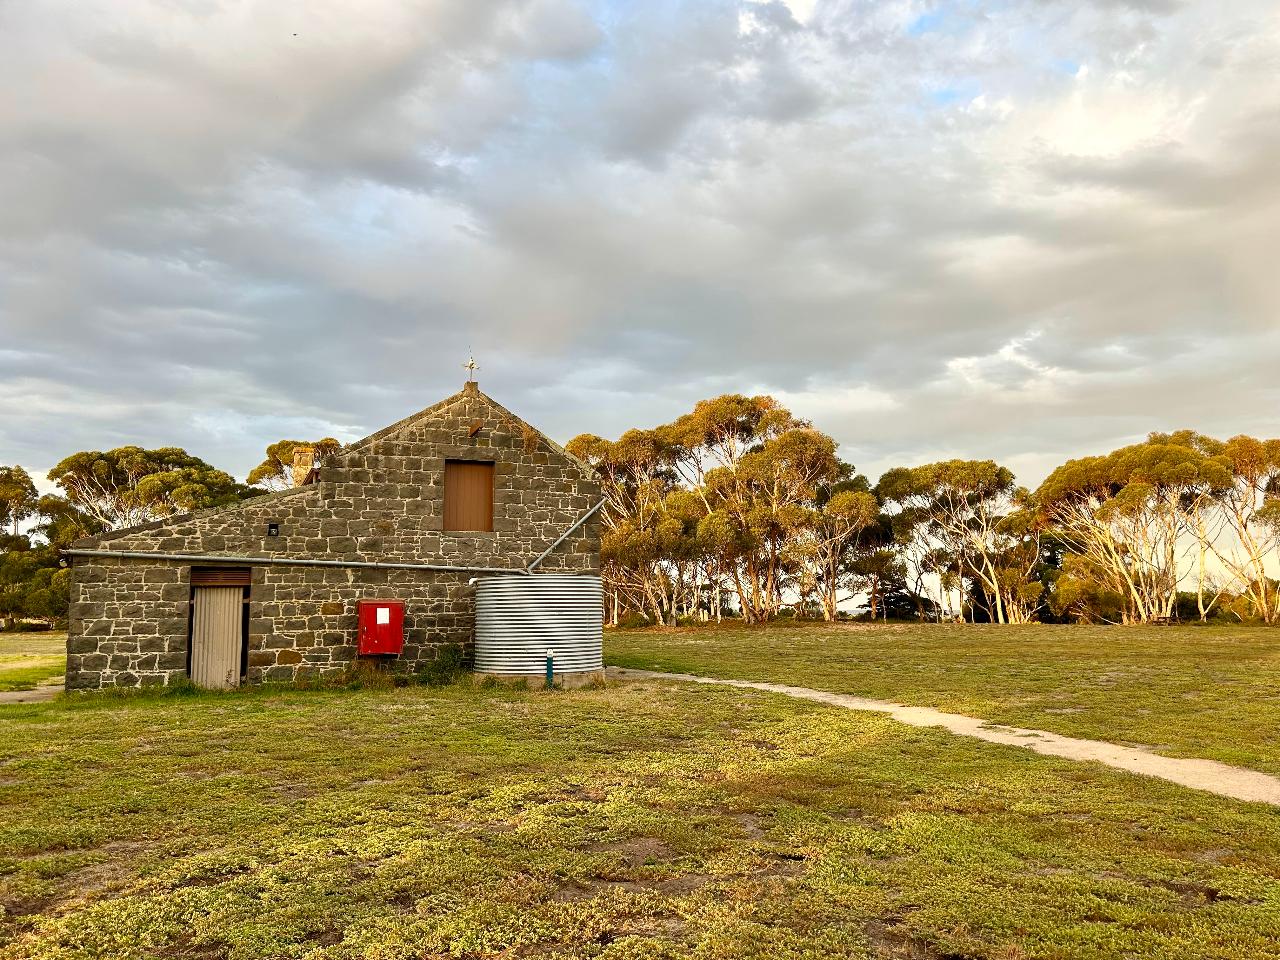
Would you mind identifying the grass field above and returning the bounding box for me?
[1,673,1279,959]
[0,633,66,693]
[2,625,1279,958]
[606,623,1280,777]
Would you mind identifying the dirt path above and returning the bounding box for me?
[0,679,63,705]
[608,667,1280,806]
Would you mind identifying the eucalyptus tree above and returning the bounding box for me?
[0,465,38,537]
[656,394,798,617]
[846,514,901,620]
[0,476,93,629]
[877,460,1039,623]
[805,479,879,621]
[46,447,249,530]
[33,495,103,548]
[647,394,836,622]
[695,508,751,622]
[1047,553,1127,624]
[0,546,45,628]
[874,474,943,620]
[704,427,844,621]
[567,429,680,624]
[1032,436,1231,624]
[650,488,707,623]
[1206,435,1280,623]
[987,503,1050,624]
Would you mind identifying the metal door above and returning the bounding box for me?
[190,586,243,689]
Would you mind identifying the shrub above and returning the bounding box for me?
[335,660,398,691]
[615,612,655,629]
[11,620,55,632]
[411,644,466,686]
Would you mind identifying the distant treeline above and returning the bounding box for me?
[565,395,1280,627]
[2,398,1277,629]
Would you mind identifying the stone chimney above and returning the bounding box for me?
[291,444,316,487]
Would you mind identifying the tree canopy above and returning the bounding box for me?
[1032,433,1264,623]
[0,465,38,536]
[47,447,249,530]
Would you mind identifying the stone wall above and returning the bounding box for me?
[66,558,192,689]
[66,385,601,690]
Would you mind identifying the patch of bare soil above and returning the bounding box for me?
[587,836,677,869]
[0,681,62,705]
[59,841,153,903]
[864,913,987,960]
[730,810,767,839]
[0,840,153,933]
[554,835,715,906]
[1151,878,1232,904]
[269,780,319,799]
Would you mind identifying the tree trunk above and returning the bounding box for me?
[1196,518,1208,622]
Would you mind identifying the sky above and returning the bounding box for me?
[2,0,1278,496]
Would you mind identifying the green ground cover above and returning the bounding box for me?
[0,634,66,693]
[606,623,1280,776]
[1,679,1279,959]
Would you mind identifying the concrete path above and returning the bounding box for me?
[608,667,1280,806]
[0,679,63,705]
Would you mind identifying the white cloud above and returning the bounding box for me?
[0,0,1277,491]
[773,383,900,419]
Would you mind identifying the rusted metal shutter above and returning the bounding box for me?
[443,460,494,532]
[191,567,252,587]
[190,586,243,689]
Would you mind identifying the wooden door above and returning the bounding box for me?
[190,586,243,689]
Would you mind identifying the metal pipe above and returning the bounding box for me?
[526,498,606,572]
[63,548,529,576]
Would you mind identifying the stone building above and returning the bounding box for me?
[64,382,602,691]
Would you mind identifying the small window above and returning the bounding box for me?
[443,460,494,532]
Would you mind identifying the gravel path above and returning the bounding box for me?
[608,667,1280,806]
[0,679,63,705]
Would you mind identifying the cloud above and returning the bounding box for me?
[1,0,1278,493]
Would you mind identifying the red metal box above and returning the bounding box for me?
[356,599,405,655]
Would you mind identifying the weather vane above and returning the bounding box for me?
[463,354,480,383]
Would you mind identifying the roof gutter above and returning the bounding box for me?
[62,549,529,576]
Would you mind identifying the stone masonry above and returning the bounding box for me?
[65,383,601,690]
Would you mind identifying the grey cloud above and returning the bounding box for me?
[1,0,1278,492]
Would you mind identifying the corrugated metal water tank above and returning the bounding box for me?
[474,574,603,675]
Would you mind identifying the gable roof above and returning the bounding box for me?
[68,383,596,550]
[340,383,595,480]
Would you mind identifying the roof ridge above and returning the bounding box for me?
[340,388,469,453]
[337,386,595,481]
